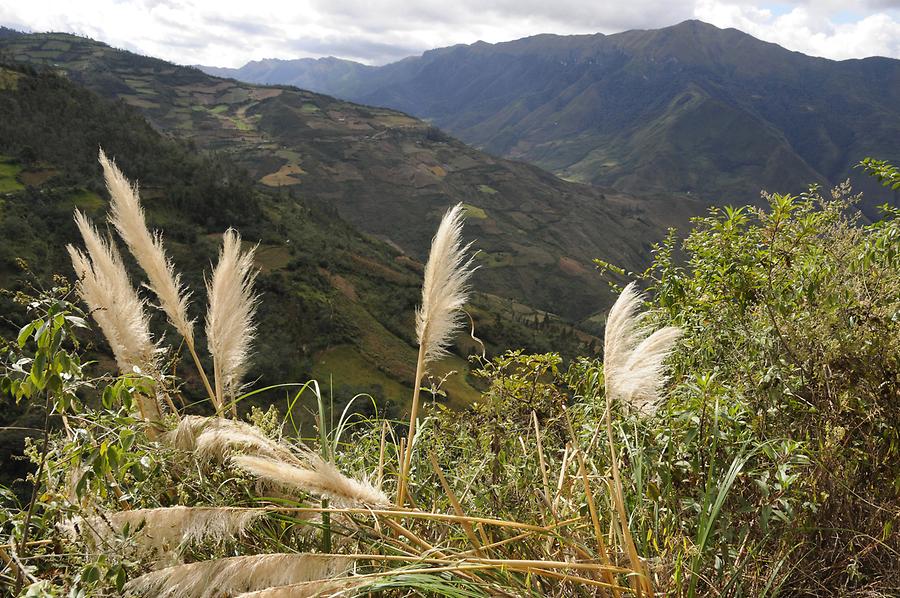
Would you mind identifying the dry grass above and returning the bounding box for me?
[233,454,389,508]
[126,553,350,598]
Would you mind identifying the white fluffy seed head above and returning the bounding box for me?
[167,415,299,465]
[100,149,195,344]
[75,506,265,556]
[416,203,476,365]
[68,210,157,375]
[125,553,350,598]
[233,453,389,508]
[205,229,259,406]
[603,282,682,415]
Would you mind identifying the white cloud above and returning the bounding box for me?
[0,0,898,67]
[696,1,900,60]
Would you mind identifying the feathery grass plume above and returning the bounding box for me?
[67,211,161,421]
[603,282,682,415]
[125,553,351,598]
[415,203,475,364]
[68,211,156,374]
[167,415,300,464]
[235,579,367,598]
[234,454,390,508]
[205,229,259,416]
[601,282,681,596]
[74,506,265,555]
[100,149,215,405]
[100,149,193,343]
[398,203,475,505]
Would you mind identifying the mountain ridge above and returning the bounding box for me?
[200,20,900,213]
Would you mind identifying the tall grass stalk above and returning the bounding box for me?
[398,203,475,506]
[205,229,258,416]
[602,283,682,596]
[99,149,217,408]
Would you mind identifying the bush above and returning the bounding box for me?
[629,181,900,593]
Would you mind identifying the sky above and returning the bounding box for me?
[1,0,899,67]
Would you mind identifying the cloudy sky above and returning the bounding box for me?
[2,0,899,67]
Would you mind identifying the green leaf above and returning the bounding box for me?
[17,321,37,348]
[31,352,47,389]
[119,429,135,451]
[64,315,88,329]
[81,564,101,584]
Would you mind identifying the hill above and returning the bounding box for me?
[0,60,495,414]
[201,56,373,92]
[0,30,702,325]
[206,20,900,214]
[0,30,709,418]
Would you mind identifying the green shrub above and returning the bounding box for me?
[630,180,900,593]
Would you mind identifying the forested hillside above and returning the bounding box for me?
[0,61,600,425]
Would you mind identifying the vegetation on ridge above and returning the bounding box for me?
[0,30,705,324]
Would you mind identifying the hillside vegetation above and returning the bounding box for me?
[0,61,606,444]
[0,157,898,596]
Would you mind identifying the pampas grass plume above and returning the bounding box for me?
[205,229,259,414]
[398,204,475,504]
[233,453,389,508]
[67,210,156,375]
[415,203,475,364]
[126,553,349,598]
[168,415,300,465]
[100,149,194,343]
[79,506,265,554]
[604,282,682,414]
[99,149,218,407]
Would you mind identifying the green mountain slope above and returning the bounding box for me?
[0,30,703,325]
[207,20,900,214]
[0,61,499,415]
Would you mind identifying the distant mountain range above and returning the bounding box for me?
[202,20,900,213]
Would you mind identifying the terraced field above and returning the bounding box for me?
[0,157,23,193]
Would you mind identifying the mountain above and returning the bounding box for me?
[0,59,488,414]
[202,56,373,92]
[0,32,708,418]
[0,31,701,326]
[204,20,900,214]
